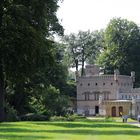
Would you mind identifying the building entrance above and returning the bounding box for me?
[112,106,116,117]
[119,106,123,116]
[95,106,99,114]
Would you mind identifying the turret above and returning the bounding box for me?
[114,69,120,81]
[131,71,135,82]
[85,65,99,76]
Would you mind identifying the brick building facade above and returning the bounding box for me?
[76,65,140,118]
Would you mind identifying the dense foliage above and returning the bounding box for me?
[97,18,140,86]
[63,30,102,76]
[0,0,71,122]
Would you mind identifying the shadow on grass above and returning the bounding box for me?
[0,127,140,137]
[0,134,51,140]
[33,122,138,129]
[43,129,140,136]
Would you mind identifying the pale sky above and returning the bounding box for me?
[57,0,140,34]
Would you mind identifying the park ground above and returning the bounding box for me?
[0,117,140,140]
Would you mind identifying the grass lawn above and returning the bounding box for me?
[0,118,140,140]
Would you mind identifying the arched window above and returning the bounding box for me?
[112,106,116,117]
[119,106,123,116]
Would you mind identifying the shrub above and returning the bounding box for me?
[20,113,50,121]
[50,114,80,121]
[105,116,115,122]
[66,115,76,121]
[50,116,67,121]
[5,104,19,122]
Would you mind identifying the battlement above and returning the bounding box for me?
[120,88,140,93]
[79,74,131,81]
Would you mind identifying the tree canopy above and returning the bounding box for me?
[97,18,140,86]
[63,30,101,76]
[0,0,64,122]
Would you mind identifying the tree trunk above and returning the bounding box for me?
[75,59,78,71]
[0,63,5,122]
[81,59,84,76]
[81,49,85,76]
[0,1,4,27]
[0,1,5,122]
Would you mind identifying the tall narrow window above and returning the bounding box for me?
[85,93,90,100]
[125,95,127,99]
[95,93,99,100]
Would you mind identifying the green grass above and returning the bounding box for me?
[0,118,140,140]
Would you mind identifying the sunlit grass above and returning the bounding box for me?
[0,118,140,140]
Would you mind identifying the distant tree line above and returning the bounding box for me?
[64,18,140,87]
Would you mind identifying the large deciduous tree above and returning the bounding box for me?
[97,18,140,86]
[64,30,101,76]
[0,0,63,122]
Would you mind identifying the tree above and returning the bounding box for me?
[0,0,63,122]
[64,30,100,76]
[97,18,140,86]
[44,85,70,116]
[87,30,104,64]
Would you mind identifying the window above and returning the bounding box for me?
[103,83,105,86]
[137,106,139,111]
[85,93,89,100]
[88,83,90,86]
[129,95,131,99]
[80,83,82,86]
[125,95,127,99]
[111,83,113,85]
[107,93,109,100]
[95,93,99,100]
[95,83,98,86]
[122,95,124,99]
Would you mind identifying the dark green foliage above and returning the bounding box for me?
[20,113,50,121]
[44,85,70,116]
[5,103,19,122]
[64,80,76,98]
[0,0,64,122]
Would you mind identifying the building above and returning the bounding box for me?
[76,65,140,118]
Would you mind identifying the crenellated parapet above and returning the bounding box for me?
[120,88,140,93]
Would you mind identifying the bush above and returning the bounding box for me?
[50,116,67,121]
[66,115,76,121]
[105,116,115,122]
[20,113,50,121]
[6,104,19,122]
[50,114,80,121]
